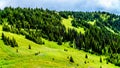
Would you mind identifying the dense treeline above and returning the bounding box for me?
[2,33,18,47]
[59,11,120,32]
[63,25,120,54]
[1,7,120,66]
[1,7,65,45]
[60,11,120,66]
[106,54,120,66]
[60,11,120,54]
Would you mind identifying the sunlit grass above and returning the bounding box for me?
[100,14,110,21]
[62,17,85,34]
[88,20,96,25]
[105,27,115,33]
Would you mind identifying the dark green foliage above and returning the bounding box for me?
[2,24,11,32]
[70,56,74,63]
[100,57,102,63]
[106,54,120,66]
[25,33,43,44]
[100,66,102,68]
[16,49,18,53]
[1,7,65,45]
[87,61,89,63]
[85,54,88,59]
[59,11,71,19]
[2,33,18,47]
[35,51,40,56]
[12,38,18,47]
[77,64,79,66]
[57,38,62,45]
[84,61,86,64]
[64,49,68,52]
[2,33,5,40]
[28,45,31,49]
[67,56,69,59]
[52,58,55,61]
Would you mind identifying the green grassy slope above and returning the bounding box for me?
[88,20,96,25]
[61,17,85,34]
[0,32,119,68]
[0,25,119,68]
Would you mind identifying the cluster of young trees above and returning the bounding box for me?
[2,33,18,47]
[106,54,120,66]
[25,30,43,44]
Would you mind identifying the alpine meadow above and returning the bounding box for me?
[0,1,120,68]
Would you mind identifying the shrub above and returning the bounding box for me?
[84,61,87,64]
[16,49,18,53]
[35,51,40,56]
[64,49,68,52]
[70,56,74,63]
[77,64,79,66]
[52,58,55,61]
[85,54,88,59]
[67,56,69,59]
[28,45,31,49]
[100,57,102,63]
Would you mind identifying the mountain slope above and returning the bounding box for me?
[0,25,118,68]
[1,7,120,67]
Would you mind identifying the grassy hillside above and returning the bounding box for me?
[62,17,85,34]
[0,25,118,68]
[1,7,120,68]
